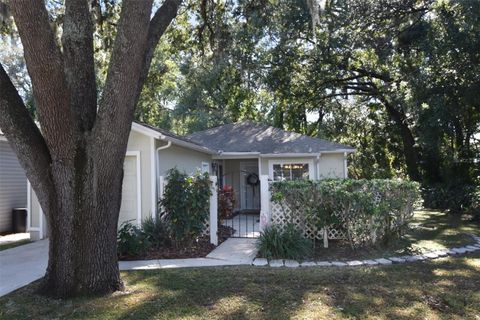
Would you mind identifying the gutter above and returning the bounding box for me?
[156,140,172,211]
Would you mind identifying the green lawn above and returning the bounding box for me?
[1,253,479,320]
[0,239,31,252]
[1,210,479,319]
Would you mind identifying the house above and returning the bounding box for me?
[0,132,28,233]
[27,121,355,240]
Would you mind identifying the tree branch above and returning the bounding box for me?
[10,0,74,158]
[62,0,97,132]
[135,0,182,102]
[0,63,54,213]
[94,0,154,158]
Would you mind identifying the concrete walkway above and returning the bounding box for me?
[0,237,258,297]
[206,238,258,263]
[0,239,48,297]
[120,238,258,270]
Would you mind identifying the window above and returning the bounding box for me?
[201,162,210,174]
[272,163,310,181]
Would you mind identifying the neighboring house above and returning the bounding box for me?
[27,121,355,240]
[0,132,27,233]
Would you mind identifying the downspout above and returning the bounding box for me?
[316,153,322,180]
[156,140,172,215]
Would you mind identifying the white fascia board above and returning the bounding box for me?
[259,150,356,158]
[260,153,320,158]
[213,152,260,159]
[131,122,217,155]
[165,137,218,155]
[131,122,163,139]
[319,149,356,154]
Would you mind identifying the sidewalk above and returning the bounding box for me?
[0,237,258,297]
[121,238,258,270]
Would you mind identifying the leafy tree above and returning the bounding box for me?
[0,0,182,297]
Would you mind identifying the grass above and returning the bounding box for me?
[1,210,478,319]
[0,253,479,319]
[0,239,31,251]
[311,210,479,261]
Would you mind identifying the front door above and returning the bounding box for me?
[239,162,260,210]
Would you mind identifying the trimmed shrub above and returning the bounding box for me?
[117,221,151,257]
[257,224,312,260]
[270,179,420,248]
[160,168,212,246]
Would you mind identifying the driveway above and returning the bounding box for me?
[0,239,48,297]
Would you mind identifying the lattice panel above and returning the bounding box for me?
[203,221,210,235]
[270,201,347,240]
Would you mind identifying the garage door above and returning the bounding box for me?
[118,155,139,227]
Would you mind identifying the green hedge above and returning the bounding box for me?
[270,179,420,248]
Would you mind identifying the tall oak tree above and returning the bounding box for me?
[0,0,181,297]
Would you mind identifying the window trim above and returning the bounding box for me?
[268,159,314,181]
[201,161,210,174]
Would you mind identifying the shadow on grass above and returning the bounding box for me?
[0,253,479,319]
[1,211,478,320]
[111,253,480,320]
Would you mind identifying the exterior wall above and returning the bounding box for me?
[260,158,269,176]
[261,154,346,180]
[126,131,154,221]
[156,140,212,176]
[263,156,318,180]
[0,140,27,233]
[29,130,157,239]
[317,153,346,179]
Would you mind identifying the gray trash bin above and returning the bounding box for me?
[12,208,27,233]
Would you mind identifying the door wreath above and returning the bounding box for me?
[246,173,260,186]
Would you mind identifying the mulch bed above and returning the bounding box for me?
[119,225,236,261]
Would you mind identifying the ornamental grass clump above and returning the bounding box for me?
[257,223,313,260]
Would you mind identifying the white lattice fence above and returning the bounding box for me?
[270,201,347,241]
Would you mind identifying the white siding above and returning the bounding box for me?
[156,141,212,176]
[126,131,153,221]
[0,140,27,232]
[318,153,345,178]
[261,154,346,180]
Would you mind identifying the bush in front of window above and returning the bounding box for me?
[270,179,420,248]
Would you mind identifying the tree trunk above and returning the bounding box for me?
[1,0,182,298]
[380,98,422,182]
[39,146,125,297]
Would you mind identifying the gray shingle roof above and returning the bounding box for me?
[186,121,354,154]
[135,121,205,146]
